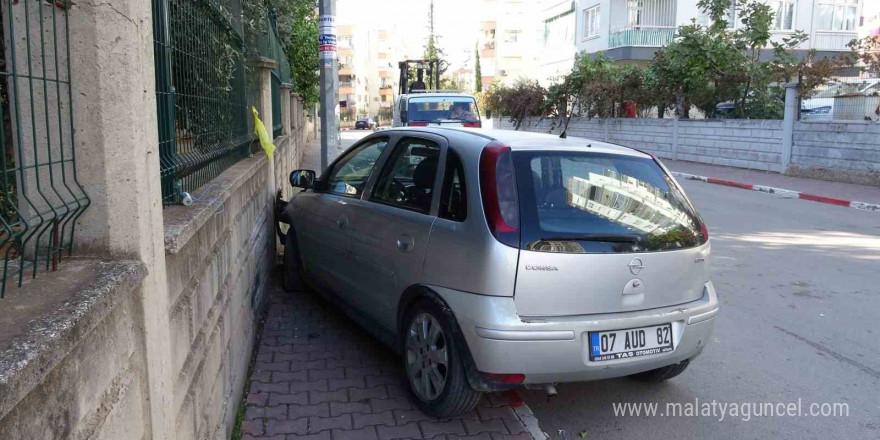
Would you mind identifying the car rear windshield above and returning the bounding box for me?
[512,151,704,254]
[407,96,479,123]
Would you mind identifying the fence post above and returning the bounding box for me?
[781,83,798,173]
[258,57,277,141]
[672,118,679,161]
[69,0,174,436]
[281,83,292,137]
[258,57,278,197]
[604,118,611,142]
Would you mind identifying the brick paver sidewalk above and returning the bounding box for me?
[240,279,541,440]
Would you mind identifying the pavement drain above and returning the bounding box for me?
[240,279,546,440]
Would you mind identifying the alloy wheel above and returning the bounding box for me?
[405,313,449,401]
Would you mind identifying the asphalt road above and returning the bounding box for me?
[337,129,880,439]
[520,181,880,440]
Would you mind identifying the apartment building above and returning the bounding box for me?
[537,0,578,84]
[477,0,540,88]
[338,25,356,116]
[574,0,865,63]
[334,24,402,123]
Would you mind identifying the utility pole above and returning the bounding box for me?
[318,0,338,171]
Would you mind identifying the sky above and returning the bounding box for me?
[336,0,482,72]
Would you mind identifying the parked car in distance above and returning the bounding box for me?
[393,92,481,128]
[279,128,718,417]
[355,117,377,130]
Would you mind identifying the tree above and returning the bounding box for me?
[474,43,482,92]
[283,0,320,106]
[423,0,448,89]
[848,36,880,77]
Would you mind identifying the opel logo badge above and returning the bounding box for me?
[628,258,644,275]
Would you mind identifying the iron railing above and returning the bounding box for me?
[152,0,291,205]
[608,26,676,48]
[0,0,90,297]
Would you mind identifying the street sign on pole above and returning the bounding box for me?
[318,0,338,171]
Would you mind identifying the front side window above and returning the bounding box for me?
[372,138,441,213]
[584,6,600,38]
[325,138,388,197]
[513,151,705,254]
[818,0,858,31]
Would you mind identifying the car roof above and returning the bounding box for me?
[383,127,651,159]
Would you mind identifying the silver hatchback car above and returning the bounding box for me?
[280,128,718,417]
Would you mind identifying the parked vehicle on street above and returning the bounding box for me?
[279,128,718,417]
[355,117,377,130]
[392,92,481,128]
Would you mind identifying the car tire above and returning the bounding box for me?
[282,230,304,292]
[401,298,482,418]
[629,359,690,382]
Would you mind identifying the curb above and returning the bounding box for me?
[671,172,880,213]
[507,390,548,440]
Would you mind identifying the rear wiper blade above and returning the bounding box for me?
[537,234,641,243]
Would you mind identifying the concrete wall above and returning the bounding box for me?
[0,262,149,440]
[0,0,309,432]
[495,116,784,171]
[162,105,306,440]
[789,121,880,186]
[494,117,880,185]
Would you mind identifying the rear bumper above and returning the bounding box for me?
[430,282,719,384]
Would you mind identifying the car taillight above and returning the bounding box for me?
[463,122,481,128]
[479,141,519,247]
[700,221,709,243]
[407,122,428,127]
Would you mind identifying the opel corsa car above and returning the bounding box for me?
[280,128,719,417]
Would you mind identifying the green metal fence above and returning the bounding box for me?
[152,0,291,205]
[0,0,90,297]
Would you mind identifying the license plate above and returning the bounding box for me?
[589,324,674,362]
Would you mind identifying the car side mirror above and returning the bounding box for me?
[289,169,316,190]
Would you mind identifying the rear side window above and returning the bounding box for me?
[439,150,467,221]
[513,151,706,254]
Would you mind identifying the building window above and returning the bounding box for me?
[583,5,600,39]
[771,0,795,30]
[818,0,858,31]
[503,30,521,43]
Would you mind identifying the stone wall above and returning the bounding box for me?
[494,117,880,184]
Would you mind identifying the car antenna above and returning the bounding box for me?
[586,143,591,148]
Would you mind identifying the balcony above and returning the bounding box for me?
[607,0,676,49]
[379,87,393,96]
[608,26,675,48]
[339,64,354,75]
[379,70,392,79]
[812,31,859,51]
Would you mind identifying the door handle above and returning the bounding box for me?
[396,233,414,253]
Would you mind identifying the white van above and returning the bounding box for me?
[393,92,482,128]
